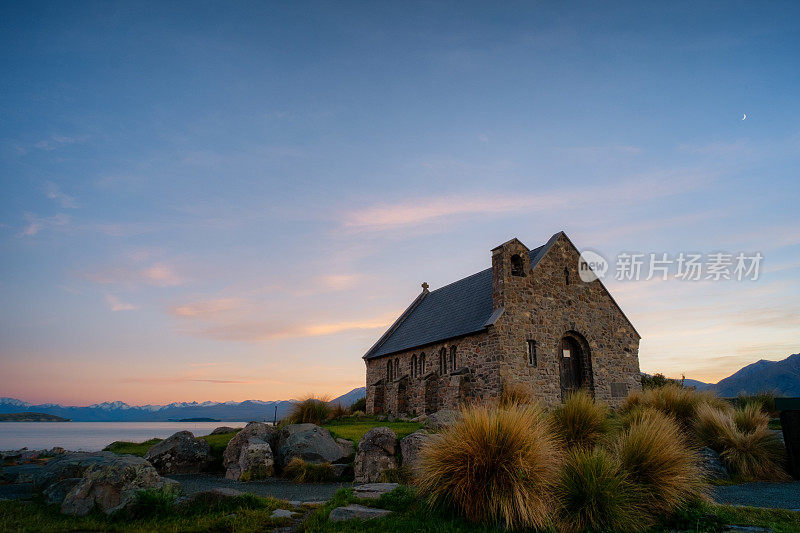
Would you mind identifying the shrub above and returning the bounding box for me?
[733,403,769,434]
[284,396,331,425]
[557,447,643,532]
[416,403,560,530]
[127,487,178,518]
[350,397,366,413]
[380,466,412,484]
[498,381,534,408]
[550,389,611,450]
[641,372,684,390]
[283,457,335,482]
[615,410,704,520]
[328,403,348,420]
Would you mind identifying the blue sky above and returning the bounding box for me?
[1,2,798,404]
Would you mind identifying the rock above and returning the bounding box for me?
[223,422,278,481]
[59,454,178,516]
[271,508,297,518]
[410,414,427,423]
[211,426,239,435]
[0,463,43,484]
[399,430,430,470]
[353,482,399,499]
[276,424,348,467]
[144,431,214,475]
[43,478,81,505]
[329,504,391,521]
[331,463,353,480]
[426,409,457,429]
[353,427,398,483]
[698,447,728,480]
[33,451,123,489]
[336,438,355,459]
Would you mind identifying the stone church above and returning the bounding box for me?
[363,231,641,416]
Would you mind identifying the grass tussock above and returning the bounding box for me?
[416,403,560,530]
[615,410,704,519]
[328,403,348,420]
[498,381,534,408]
[283,457,335,483]
[550,389,611,450]
[695,403,788,481]
[620,383,731,431]
[733,403,769,433]
[557,447,643,532]
[285,396,331,425]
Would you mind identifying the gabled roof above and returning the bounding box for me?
[363,238,552,360]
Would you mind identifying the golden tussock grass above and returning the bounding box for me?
[550,389,611,450]
[416,403,561,530]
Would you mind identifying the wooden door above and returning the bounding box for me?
[559,337,584,398]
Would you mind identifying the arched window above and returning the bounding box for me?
[511,254,524,276]
[564,267,570,285]
[439,348,446,374]
[450,345,457,372]
[411,354,417,378]
[394,358,399,377]
[420,352,426,375]
[386,359,392,381]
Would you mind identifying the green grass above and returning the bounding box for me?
[103,430,240,472]
[0,492,295,533]
[103,438,163,457]
[322,416,423,444]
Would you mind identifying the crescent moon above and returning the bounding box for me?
[742,114,747,120]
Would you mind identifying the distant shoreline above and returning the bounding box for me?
[0,412,71,422]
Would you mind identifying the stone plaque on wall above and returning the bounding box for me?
[611,382,628,398]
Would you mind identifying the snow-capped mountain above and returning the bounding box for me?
[0,387,366,422]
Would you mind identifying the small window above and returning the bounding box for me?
[527,340,537,367]
[394,358,399,377]
[564,267,570,285]
[439,348,446,374]
[511,254,524,276]
[449,345,457,372]
[411,354,417,378]
[420,352,425,376]
[386,360,392,381]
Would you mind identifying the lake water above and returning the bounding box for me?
[0,421,250,452]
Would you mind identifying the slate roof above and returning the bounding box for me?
[364,241,550,360]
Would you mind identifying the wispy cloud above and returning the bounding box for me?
[86,262,188,288]
[34,134,89,151]
[42,181,79,208]
[20,212,70,236]
[105,294,138,311]
[195,316,393,342]
[342,172,707,232]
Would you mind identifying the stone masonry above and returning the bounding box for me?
[364,232,641,415]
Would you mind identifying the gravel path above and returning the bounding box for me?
[170,474,351,503]
[711,481,800,511]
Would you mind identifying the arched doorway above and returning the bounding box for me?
[558,333,593,399]
[424,374,439,414]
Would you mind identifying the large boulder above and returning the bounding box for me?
[353,427,398,483]
[426,409,457,429]
[223,422,278,481]
[276,424,348,468]
[59,454,177,516]
[144,431,214,474]
[399,430,430,471]
[211,426,239,435]
[698,447,728,481]
[33,451,122,489]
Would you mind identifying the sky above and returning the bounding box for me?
[1,1,798,406]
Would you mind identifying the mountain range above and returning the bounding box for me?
[0,387,366,422]
[2,353,797,422]
[680,353,800,397]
